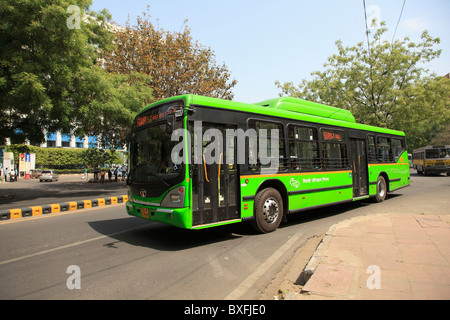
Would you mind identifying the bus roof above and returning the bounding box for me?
[254,97,356,123]
[140,94,405,136]
[413,145,450,152]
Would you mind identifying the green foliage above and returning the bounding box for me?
[395,76,450,149]
[80,148,104,167]
[3,144,123,168]
[431,125,450,145]
[0,0,153,149]
[102,9,237,101]
[276,23,450,150]
[71,66,153,149]
[80,147,122,168]
[5,144,84,167]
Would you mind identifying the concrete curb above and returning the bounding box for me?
[0,195,128,221]
[297,218,351,285]
[298,231,331,285]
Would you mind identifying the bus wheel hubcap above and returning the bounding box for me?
[263,198,279,223]
[378,180,386,197]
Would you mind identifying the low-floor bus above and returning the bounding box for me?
[126,95,411,233]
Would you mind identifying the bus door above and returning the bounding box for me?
[350,138,369,198]
[191,122,239,226]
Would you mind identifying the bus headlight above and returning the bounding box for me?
[161,186,185,208]
[170,194,181,203]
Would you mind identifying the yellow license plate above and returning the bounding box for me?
[141,208,149,218]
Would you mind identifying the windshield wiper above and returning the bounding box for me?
[148,173,170,187]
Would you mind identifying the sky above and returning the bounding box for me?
[90,0,450,104]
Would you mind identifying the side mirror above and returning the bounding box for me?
[166,114,175,134]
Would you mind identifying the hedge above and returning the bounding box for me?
[2,144,124,169]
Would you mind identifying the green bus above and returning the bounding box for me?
[126,95,410,233]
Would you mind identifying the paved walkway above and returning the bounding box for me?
[285,213,450,300]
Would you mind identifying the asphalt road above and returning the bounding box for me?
[0,174,127,211]
[0,171,448,300]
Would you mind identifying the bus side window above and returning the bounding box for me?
[377,137,393,163]
[248,120,287,172]
[367,135,376,163]
[288,125,320,171]
[321,129,349,170]
[392,138,404,160]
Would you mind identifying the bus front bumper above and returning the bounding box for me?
[425,166,450,175]
[126,201,191,229]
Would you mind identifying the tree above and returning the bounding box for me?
[71,66,153,150]
[80,147,122,175]
[276,23,450,150]
[102,9,237,101]
[0,0,105,144]
[431,125,450,146]
[395,76,450,149]
[0,0,153,148]
[80,147,102,168]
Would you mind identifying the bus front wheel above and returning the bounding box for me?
[375,175,387,203]
[252,188,283,233]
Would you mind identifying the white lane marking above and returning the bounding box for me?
[224,230,304,300]
[0,224,149,266]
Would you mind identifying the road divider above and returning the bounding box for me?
[50,204,60,213]
[0,195,128,221]
[83,200,92,209]
[42,205,52,214]
[31,206,42,216]
[68,201,77,211]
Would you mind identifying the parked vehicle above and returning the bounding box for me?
[39,170,59,182]
[31,169,42,179]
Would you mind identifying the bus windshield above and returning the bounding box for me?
[128,122,183,185]
[426,148,450,159]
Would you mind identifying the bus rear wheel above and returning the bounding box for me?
[252,188,283,233]
[375,175,387,203]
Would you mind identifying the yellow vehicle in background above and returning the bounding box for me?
[412,145,450,176]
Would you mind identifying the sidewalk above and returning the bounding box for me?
[282,213,450,300]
